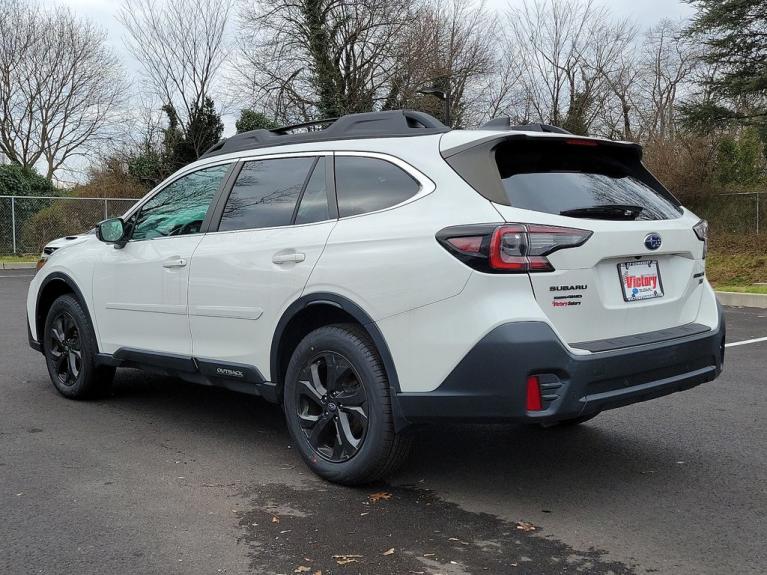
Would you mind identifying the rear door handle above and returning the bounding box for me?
[272,252,306,264]
[162,256,187,268]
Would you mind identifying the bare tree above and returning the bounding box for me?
[119,0,233,131]
[235,0,417,123]
[500,0,635,135]
[636,19,699,140]
[0,0,124,179]
[388,0,499,127]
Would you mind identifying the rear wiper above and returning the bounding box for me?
[559,204,644,220]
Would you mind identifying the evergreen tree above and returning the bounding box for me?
[684,0,767,128]
[235,110,279,133]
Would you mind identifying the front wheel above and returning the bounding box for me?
[43,294,114,399]
[283,324,411,485]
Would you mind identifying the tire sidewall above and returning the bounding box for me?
[283,326,391,484]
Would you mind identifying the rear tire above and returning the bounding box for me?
[283,324,411,485]
[43,294,114,399]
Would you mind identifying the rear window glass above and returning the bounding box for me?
[495,140,681,220]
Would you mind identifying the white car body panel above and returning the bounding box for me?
[91,235,204,355]
[188,220,337,374]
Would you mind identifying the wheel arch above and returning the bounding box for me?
[35,272,96,351]
[270,293,402,400]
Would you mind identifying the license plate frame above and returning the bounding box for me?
[617,260,664,302]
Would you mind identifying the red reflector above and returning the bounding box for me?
[526,376,543,411]
[565,139,599,147]
[447,236,483,253]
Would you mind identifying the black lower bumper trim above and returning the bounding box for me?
[572,322,711,352]
[397,312,725,424]
[27,317,43,353]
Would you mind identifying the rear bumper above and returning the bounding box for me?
[396,309,725,424]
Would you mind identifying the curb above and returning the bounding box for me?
[1,262,36,270]
[716,291,767,309]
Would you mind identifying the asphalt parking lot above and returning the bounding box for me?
[1,268,765,575]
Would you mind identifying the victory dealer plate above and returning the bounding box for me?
[618,260,663,302]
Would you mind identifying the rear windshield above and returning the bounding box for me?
[495,140,681,220]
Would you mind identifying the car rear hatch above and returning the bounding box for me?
[442,133,708,347]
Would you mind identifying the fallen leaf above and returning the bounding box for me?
[332,555,363,558]
[313,571,322,575]
[368,491,392,503]
[294,567,311,573]
[423,553,436,557]
[383,548,395,556]
[516,521,536,532]
[332,554,363,565]
[272,516,280,524]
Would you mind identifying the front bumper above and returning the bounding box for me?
[396,311,725,424]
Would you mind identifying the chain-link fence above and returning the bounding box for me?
[0,196,141,256]
[686,192,765,236]
[0,190,763,256]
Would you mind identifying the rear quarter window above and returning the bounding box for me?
[335,156,420,217]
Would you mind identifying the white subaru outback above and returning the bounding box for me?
[27,110,725,485]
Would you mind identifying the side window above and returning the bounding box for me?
[218,157,315,231]
[335,156,420,218]
[295,159,330,225]
[131,165,228,241]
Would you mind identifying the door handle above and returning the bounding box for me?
[272,252,306,264]
[162,257,187,268]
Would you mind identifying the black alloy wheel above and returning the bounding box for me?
[47,312,82,387]
[283,324,412,485]
[43,294,115,399]
[295,351,369,462]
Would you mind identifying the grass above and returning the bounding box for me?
[707,233,767,290]
[714,284,767,294]
[0,254,37,263]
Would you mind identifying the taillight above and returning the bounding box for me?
[437,223,592,273]
[693,219,708,259]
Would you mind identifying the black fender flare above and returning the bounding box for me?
[270,292,401,393]
[35,271,98,349]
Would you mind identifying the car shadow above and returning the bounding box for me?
[103,369,701,500]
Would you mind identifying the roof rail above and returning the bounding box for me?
[201,110,449,159]
[480,116,572,134]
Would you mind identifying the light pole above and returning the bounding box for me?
[417,86,450,127]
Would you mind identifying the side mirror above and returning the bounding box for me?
[97,218,127,246]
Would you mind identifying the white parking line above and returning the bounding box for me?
[725,336,767,348]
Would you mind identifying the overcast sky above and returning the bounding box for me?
[54,0,696,52]
[50,0,696,140]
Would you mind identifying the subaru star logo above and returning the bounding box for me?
[644,233,662,250]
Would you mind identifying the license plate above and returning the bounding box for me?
[618,260,663,302]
